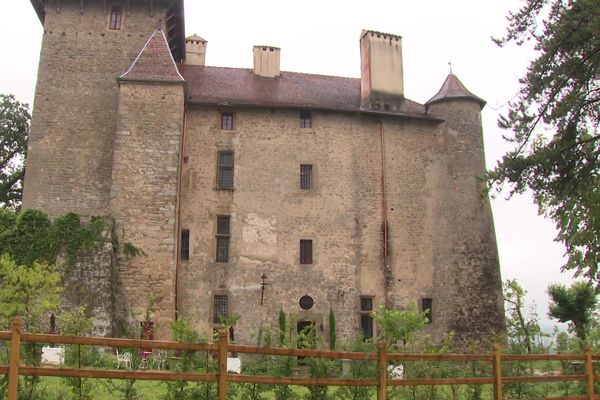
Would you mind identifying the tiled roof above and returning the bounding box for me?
[426,73,486,109]
[178,65,430,118]
[120,29,185,83]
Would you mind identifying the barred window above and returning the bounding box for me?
[299,239,312,264]
[422,298,433,323]
[360,296,374,340]
[300,164,313,190]
[213,295,228,323]
[300,110,312,128]
[180,229,190,260]
[221,112,234,130]
[216,216,230,263]
[109,6,123,30]
[217,152,234,189]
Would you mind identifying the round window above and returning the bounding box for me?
[299,295,314,310]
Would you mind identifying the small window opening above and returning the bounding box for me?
[180,229,190,260]
[299,239,313,264]
[217,152,234,189]
[360,296,374,340]
[300,110,312,128]
[213,295,229,323]
[422,298,433,323]
[221,112,234,130]
[216,215,230,263]
[300,164,313,190]
[109,6,123,30]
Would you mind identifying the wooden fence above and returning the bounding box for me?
[1,316,598,400]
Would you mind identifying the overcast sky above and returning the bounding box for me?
[0,0,576,332]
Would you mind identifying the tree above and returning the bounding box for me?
[0,95,29,211]
[504,279,543,354]
[489,0,600,282]
[547,281,598,341]
[370,303,428,351]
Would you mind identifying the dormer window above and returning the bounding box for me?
[109,6,123,30]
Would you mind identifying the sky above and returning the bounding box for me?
[0,0,576,332]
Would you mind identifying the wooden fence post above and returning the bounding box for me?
[377,341,387,400]
[217,329,228,400]
[585,345,594,400]
[492,344,503,400]
[8,316,22,400]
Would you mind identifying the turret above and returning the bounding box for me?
[111,29,185,336]
[426,73,505,342]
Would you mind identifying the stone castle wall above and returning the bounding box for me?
[110,82,184,336]
[23,0,168,216]
[178,106,504,344]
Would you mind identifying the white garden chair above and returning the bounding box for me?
[116,349,132,370]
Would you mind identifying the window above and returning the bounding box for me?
[216,215,230,263]
[180,229,189,260]
[217,152,234,189]
[422,298,433,323]
[221,112,234,130]
[109,6,123,30]
[213,295,228,323]
[300,110,312,128]
[360,296,374,340]
[300,164,313,190]
[299,239,312,264]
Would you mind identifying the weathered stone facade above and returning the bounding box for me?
[23,0,504,343]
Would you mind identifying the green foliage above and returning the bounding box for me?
[0,254,62,331]
[328,309,336,351]
[163,318,215,400]
[370,303,428,351]
[0,254,62,399]
[504,279,545,354]
[334,338,376,400]
[278,309,286,346]
[0,94,29,211]
[0,209,104,268]
[490,0,600,282]
[547,281,598,341]
[123,242,146,259]
[58,306,98,400]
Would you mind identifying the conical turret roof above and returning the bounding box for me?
[119,29,185,83]
[426,73,486,109]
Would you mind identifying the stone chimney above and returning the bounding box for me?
[253,45,281,78]
[360,30,404,111]
[185,34,207,66]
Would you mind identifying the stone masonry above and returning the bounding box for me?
[23,0,504,343]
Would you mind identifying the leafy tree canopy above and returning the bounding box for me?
[489,0,599,282]
[547,281,598,341]
[0,94,29,211]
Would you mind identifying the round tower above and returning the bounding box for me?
[425,74,505,344]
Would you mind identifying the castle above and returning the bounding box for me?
[24,0,504,343]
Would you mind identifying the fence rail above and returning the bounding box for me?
[1,316,598,400]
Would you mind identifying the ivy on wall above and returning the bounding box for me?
[0,209,104,267]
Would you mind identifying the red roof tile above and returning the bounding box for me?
[120,29,185,83]
[178,65,430,118]
[426,73,486,109]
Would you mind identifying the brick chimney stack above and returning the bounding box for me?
[360,30,404,111]
[253,45,281,78]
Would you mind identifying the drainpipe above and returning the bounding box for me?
[380,121,390,308]
[174,104,188,320]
